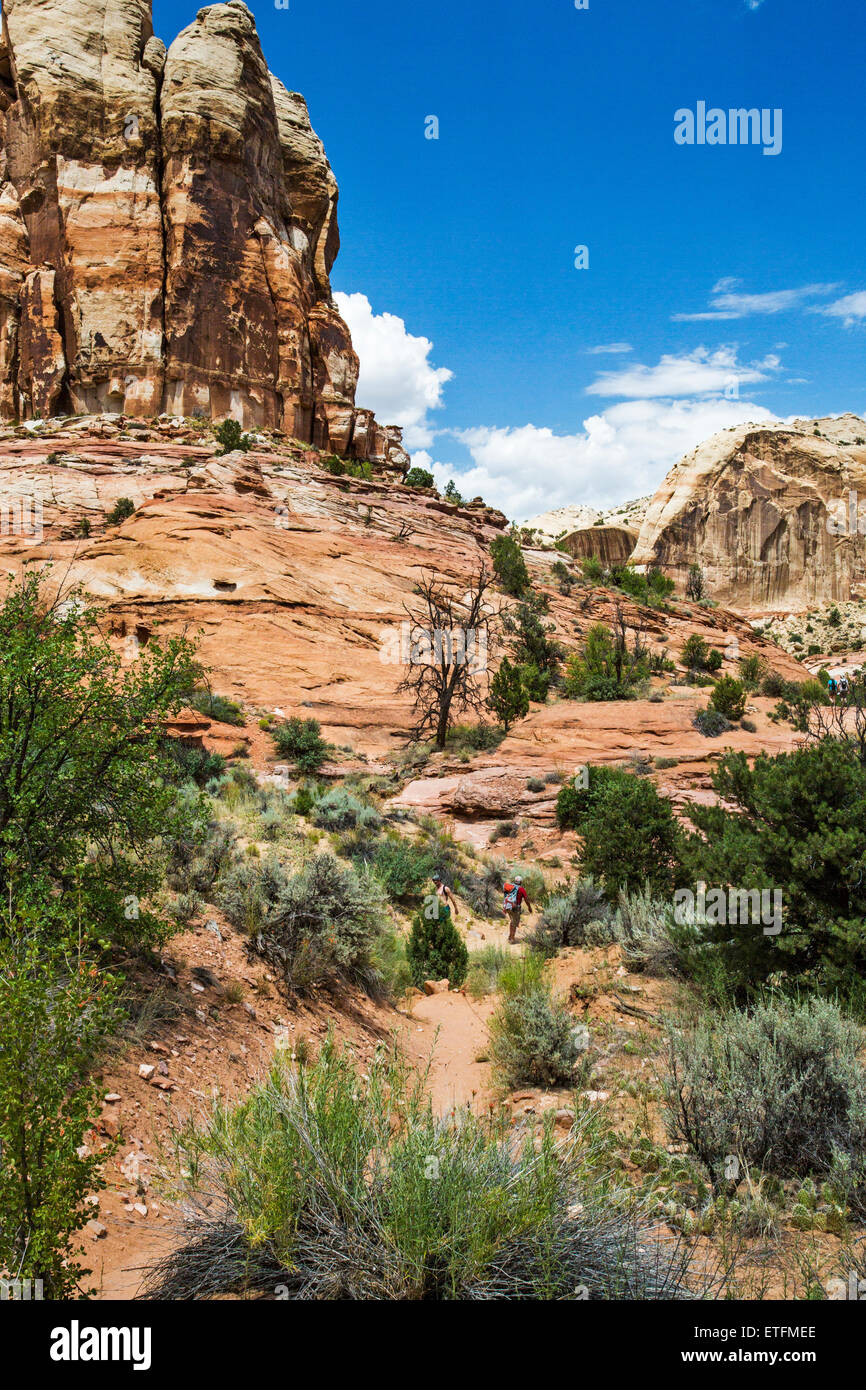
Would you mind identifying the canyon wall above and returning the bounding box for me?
[632,415,866,613]
[0,0,408,468]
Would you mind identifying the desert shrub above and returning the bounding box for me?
[502,599,562,698]
[105,495,135,524]
[681,634,708,670]
[487,657,529,728]
[490,535,530,597]
[489,968,582,1089]
[404,466,435,488]
[406,901,468,988]
[563,622,648,702]
[272,716,329,772]
[216,856,289,935]
[693,707,732,738]
[682,740,866,992]
[446,722,506,752]
[555,764,624,830]
[189,689,245,726]
[247,852,389,995]
[458,857,508,917]
[214,418,251,454]
[164,739,226,786]
[465,945,512,999]
[370,927,413,1001]
[292,783,319,817]
[685,564,705,602]
[166,814,237,895]
[372,837,435,900]
[738,654,765,691]
[145,1036,701,1301]
[761,669,787,698]
[526,776,546,793]
[613,887,684,977]
[710,676,747,721]
[311,787,381,833]
[529,879,612,955]
[0,911,122,1297]
[740,717,757,733]
[664,998,866,1195]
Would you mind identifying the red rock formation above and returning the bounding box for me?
[0,0,406,470]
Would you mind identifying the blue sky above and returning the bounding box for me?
[153,0,866,518]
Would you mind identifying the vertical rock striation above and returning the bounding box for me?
[0,0,408,469]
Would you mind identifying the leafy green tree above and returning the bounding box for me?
[214,418,251,454]
[404,466,435,489]
[490,535,530,597]
[105,496,135,525]
[503,597,561,700]
[444,479,464,504]
[579,774,683,899]
[272,716,329,771]
[0,571,203,947]
[487,657,529,730]
[709,675,746,721]
[683,741,866,992]
[407,900,468,987]
[0,905,122,1296]
[681,633,709,670]
[563,606,649,701]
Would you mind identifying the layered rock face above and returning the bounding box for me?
[561,524,637,567]
[0,0,406,467]
[632,415,866,613]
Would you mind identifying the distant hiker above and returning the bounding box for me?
[839,673,850,701]
[828,676,838,703]
[431,874,459,919]
[503,874,533,943]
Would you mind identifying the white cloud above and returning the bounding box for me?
[586,345,780,399]
[673,282,840,322]
[814,291,866,327]
[334,291,453,449]
[430,396,777,520]
[585,342,633,355]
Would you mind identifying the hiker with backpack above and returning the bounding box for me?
[838,673,850,702]
[503,874,533,943]
[431,873,459,919]
[828,675,838,703]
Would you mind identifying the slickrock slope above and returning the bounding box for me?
[0,0,406,468]
[632,415,866,614]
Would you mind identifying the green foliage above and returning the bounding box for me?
[214,418,251,455]
[529,878,612,955]
[487,656,529,729]
[76,516,91,538]
[444,479,464,504]
[146,1035,697,1300]
[682,741,866,993]
[685,564,706,602]
[563,622,649,701]
[311,787,382,833]
[557,768,683,898]
[407,900,468,988]
[738,654,765,691]
[664,998,866,1194]
[189,689,246,726]
[404,466,435,488]
[105,496,135,525]
[709,676,747,721]
[488,962,582,1090]
[704,648,723,673]
[490,535,530,597]
[681,633,708,670]
[0,908,122,1296]
[0,571,203,948]
[503,598,561,699]
[163,739,226,787]
[693,706,732,738]
[244,851,390,995]
[555,764,623,830]
[272,717,330,772]
[581,555,605,583]
[372,837,435,900]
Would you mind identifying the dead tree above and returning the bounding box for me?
[397,562,496,749]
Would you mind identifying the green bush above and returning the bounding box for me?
[272,717,330,772]
[144,1036,699,1300]
[311,787,381,833]
[664,998,866,1194]
[404,466,435,488]
[216,856,289,936]
[0,911,122,1296]
[372,837,435,900]
[563,623,649,701]
[555,765,624,830]
[489,969,582,1089]
[246,852,389,995]
[167,813,237,895]
[189,689,246,726]
[214,418,251,454]
[465,945,512,999]
[682,741,866,992]
[681,634,709,670]
[613,887,684,977]
[407,900,468,988]
[693,706,732,738]
[490,535,530,597]
[710,676,746,721]
[529,879,612,955]
[578,774,683,899]
[164,739,226,786]
[105,495,135,525]
[487,657,529,729]
[738,654,765,691]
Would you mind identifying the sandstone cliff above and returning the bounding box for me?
[0,0,407,469]
[631,415,866,613]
